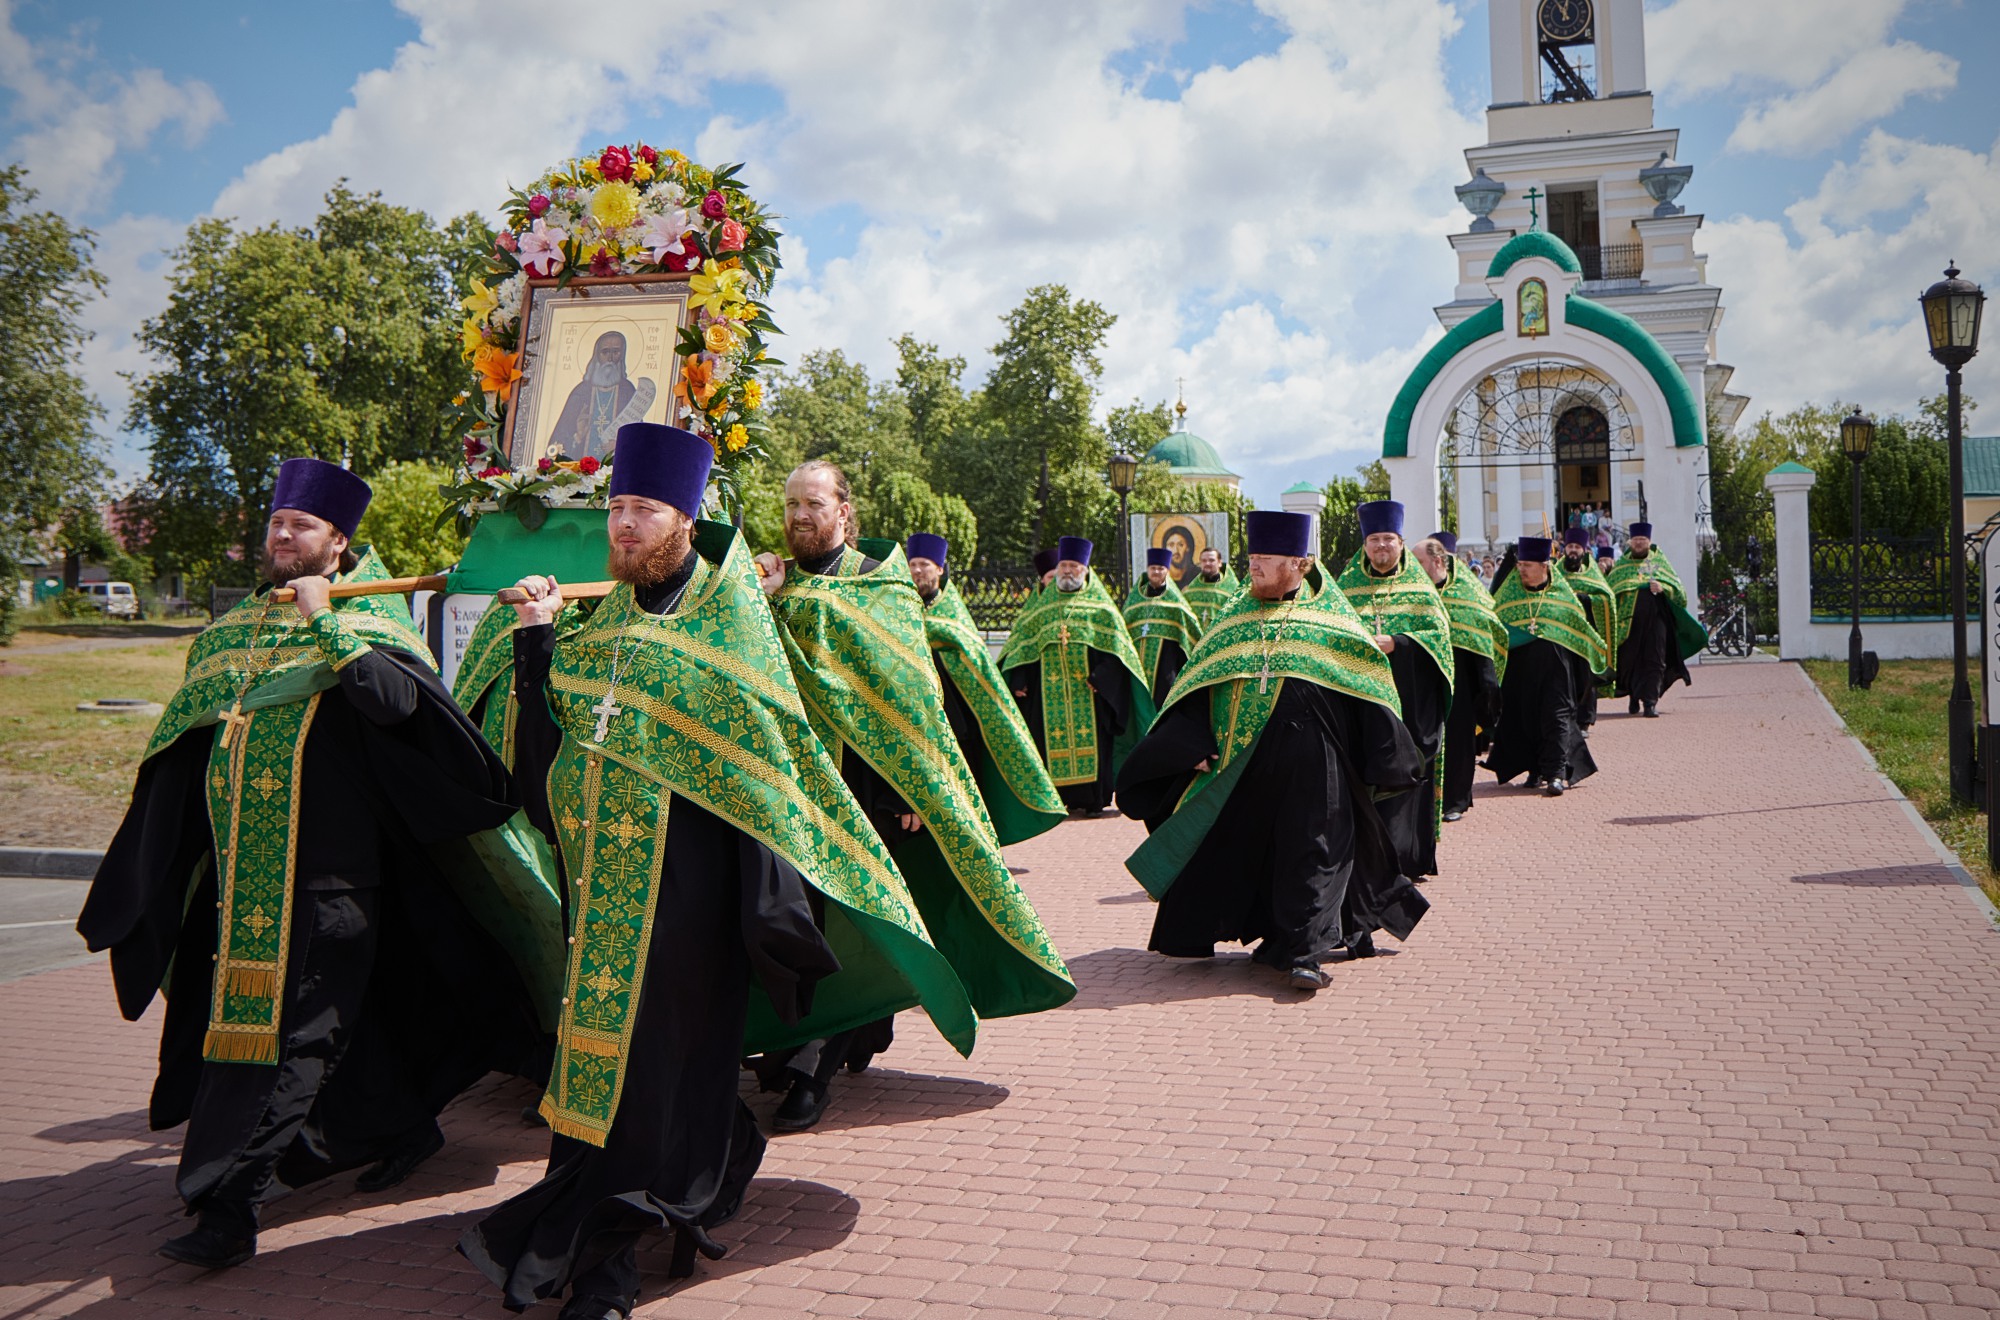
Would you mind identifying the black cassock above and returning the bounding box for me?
[1441,647,1501,815]
[464,560,841,1314]
[1117,678,1428,965]
[1485,631,1598,787]
[1005,650,1133,814]
[1562,561,1608,727]
[1377,641,1450,878]
[1136,583,1190,708]
[1617,581,1690,707]
[78,639,549,1230]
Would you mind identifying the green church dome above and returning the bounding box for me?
[1487,230,1583,278]
[1146,428,1238,480]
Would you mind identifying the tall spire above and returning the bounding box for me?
[1174,377,1188,431]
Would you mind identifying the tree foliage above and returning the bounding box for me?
[126,184,487,592]
[353,461,469,577]
[0,166,107,640]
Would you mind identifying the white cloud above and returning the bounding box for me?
[1649,0,1957,156]
[1704,128,2000,423]
[0,1,223,213]
[199,0,1479,503]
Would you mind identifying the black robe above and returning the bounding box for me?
[1136,583,1189,708]
[1616,576,1691,706]
[1442,647,1501,815]
[1485,622,1599,788]
[1561,558,1607,727]
[1117,678,1428,965]
[1005,648,1133,814]
[464,560,841,1313]
[1377,639,1450,877]
[77,635,549,1218]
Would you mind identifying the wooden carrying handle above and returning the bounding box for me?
[494,580,619,605]
[268,574,449,604]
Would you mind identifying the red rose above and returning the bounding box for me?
[664,239,702,272]
[700,189,727,220]
[478,464,507,478]
[599,146,634,182]
[636,145,658,166]
[577,455,602,475]
[537,456,556,474]
[527,193,550,217]
[589,247,619,277]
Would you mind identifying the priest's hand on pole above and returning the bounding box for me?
[289,575,333,619]
[505,575,564,626]
[754,552,785,596]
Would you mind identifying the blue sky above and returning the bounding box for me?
[5,0,1997,508]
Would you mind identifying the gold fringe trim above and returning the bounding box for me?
[538,1097,611,1147]
[203,1027,280,1064]
[567,1033,621,1058]
[220,965,278,999]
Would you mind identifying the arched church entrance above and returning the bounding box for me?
[1440,357,1640,545]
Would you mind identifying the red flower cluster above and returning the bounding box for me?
[477,464,507,479]
[577,455,602,475]
[527,193,550,217]
[636,145,659,167]
[598,145,634,182]
[589,247,619,277]
[663,244,702,273]
[537,456,557,474]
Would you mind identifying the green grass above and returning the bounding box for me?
[0,638,193,812]
[1802,658,2000,905]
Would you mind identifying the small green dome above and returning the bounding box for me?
[1146,429,1238,480]
[1487,231,1582,278]
[1282,480,1320,494]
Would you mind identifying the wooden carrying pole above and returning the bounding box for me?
[268,574,448,604]
[495,580,618,604]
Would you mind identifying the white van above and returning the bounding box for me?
[80,581,140,618]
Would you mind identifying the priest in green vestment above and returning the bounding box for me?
[1607,522,1706,717]
[1485,536,1609,795]
[748,462,1074,1135]
[908,534,1067,846]
[998,537,1156,815]
[1182,544,1240,629]
[1414,531,1505,823]
[1336,501,1453,879]
[1123,546,1203,706]
[79,459,560,1272]
[463,428,976,1318]
[1117,511,1428,992]
[1558,528,1616,729]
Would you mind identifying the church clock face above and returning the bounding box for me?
[1538,0,1592,43]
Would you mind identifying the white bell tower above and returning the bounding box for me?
[1488,0,1651,142]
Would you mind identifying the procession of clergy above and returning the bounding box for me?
[77,421,1702,1318]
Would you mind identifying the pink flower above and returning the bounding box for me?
[589,246,619,277]
[527,193,550,217]
[494,231,517,253]
[718,219,747,253]
[700,189,727,220]
[518,219,567,277]
[462,437,486,460]
[599,145,634,182]
[641,208,692,265]
[577,455,602,475]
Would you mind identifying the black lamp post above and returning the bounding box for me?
[1107,449,1139,594]
[1919,263,1986,804]
[1841,408,1875,689]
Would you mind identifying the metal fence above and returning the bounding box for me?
[1576,242,1644,282]
[955,567,1044,632]
[1809,531,1978,619]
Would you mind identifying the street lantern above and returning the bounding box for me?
[1107,450,1139,593]
[1917,263,1985,803]
[1841,408,1875,690]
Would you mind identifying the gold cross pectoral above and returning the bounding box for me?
[590,691,623,743]
[219,701,251,749]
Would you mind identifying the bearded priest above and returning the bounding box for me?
[1124,546,1203,706]
[1484,537,1609,797]
[909,534,1067,846]
[1117,511,1428,993]
[1182,544,1240,629]
[751,464,1073,1135]
[1608,522,1705,718]
[1414,531,1505,823]
[1336,501,1453,880]
[464,427,975,1319]
[80,458,559,1272]
[998,538,1155,816]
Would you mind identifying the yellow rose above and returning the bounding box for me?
[703,322,736,354]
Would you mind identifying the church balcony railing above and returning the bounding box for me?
[1573,242,1644,284]
[1808,530,1978,621]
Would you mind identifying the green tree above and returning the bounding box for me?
[127,185,486,593]
[895,335,968,462]
[1105,398,1173,457]
[0,167,107,641]
[1800,397,1954,540]
[353,461,468,577]
[868,470,979,565]
[1321,475,1367,570]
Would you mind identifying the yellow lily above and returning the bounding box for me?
[460,318,485,360]
[462,277,499,322]
[688,259,748,316]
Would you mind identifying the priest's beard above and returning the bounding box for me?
[1055,572,1086,592]
[1630,548,1649,560]
[785,519,844,561]
[609,525,691,586]
[1564,552,1586,570]
[261,543,342,587]
[590,360,626,388]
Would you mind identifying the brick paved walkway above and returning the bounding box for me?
[2,662,1996,1319]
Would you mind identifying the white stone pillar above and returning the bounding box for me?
[1497,463,1524,543]
[1763,463,1817,661]
[1280,484,1327,551]
[1457,461,1486,551]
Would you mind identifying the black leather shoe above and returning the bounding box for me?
[1628,696,1640,714]
[1643,703,1659,718]
[557,1298,630,1320]
[1442,809,1464,822]
[356,1121,443,1193]
[1344,932,1378,960]
[1287,961,1331,992]
[159,1216,256,1271]
[773,1078,830,1132]
[1544,778,1567,797]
